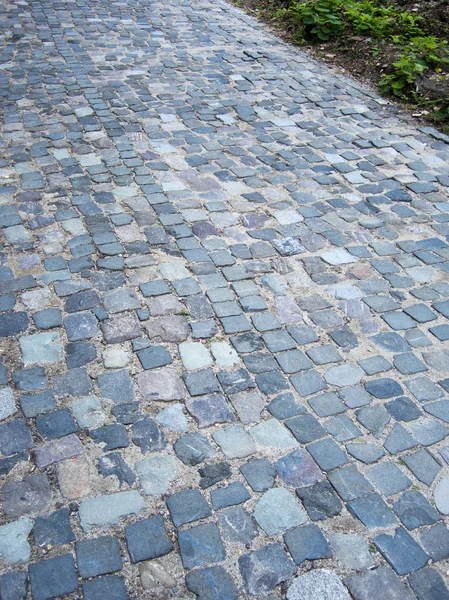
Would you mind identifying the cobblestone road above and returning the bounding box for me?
[1,0,449,598]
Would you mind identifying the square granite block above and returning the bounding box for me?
[125,516,173,563]
[284,524,332,565]
[285,414,326,443]
[0,571,27,600]
[167,489,211,527]
[76,536,123,578]
[82,575,128,600]
[307,439,348,471]
[36,408,77,440]
[29,554,78,600]
[328,465,374,501]
[366,462,412,496]
[374,527,428,575]
[393,491,440,530]
[178,523,225,569]
[347,493,397,529]
[186,566,238,600]
[419,523,449,561]
[33,508,75,547]
[402,449,442,486]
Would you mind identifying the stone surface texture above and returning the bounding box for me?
[0,0,449,596]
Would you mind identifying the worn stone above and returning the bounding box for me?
[296,481,342,520]
[35,434,83,468]
[287,570,350,600]
[254,487,307,535]
[57,455,91,499]
[125,516,173,563]
[0,387,17,421]
[175,432,215,465]
[250,418,298,450]
[136,454,179,495]
[345,566,415,600]
[0,519,33,565]
[79,490,146,532]
[240,458,276,492]
[275,449,323,488]
[408,567,449,600]
[2,474,51,518]
[434,478,449,514]
[20,331,63,364]
[178,523,225,569]
[218,506,259,545]
[186,566,238,600]
[329,533,375,569]
[29,554,78,600]
[374,527,428,575]
[284,524,332,565]
[138,368,185,401]
[156,404,188,433]
[213,426,256,459]
[239,544,296,596]
[186,394,235,428]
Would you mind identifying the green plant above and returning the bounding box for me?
[288,0,344,40]
[344,1,396,38]
[380,36,449,97]
[379,54,427,96]
[394,12,424,39]
[344,0,424,40]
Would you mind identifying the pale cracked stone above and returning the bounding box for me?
[158,261,190,281]
[156,404,188,433]
[21,288,52,310]
[116,223,145,243]
[57,455,91,499]
[138,367,185,401]
[145,316,189,343]
[0,387,17,421]
[0,519,33,565]
[103,345,132,369]
[103,288,141,314]
[19,331,63,364]
[35,434,83,468]
[321,249,358,266]
[79,490,146,531]
[211,342,241,367]
[327,284,363,300]
[139,553,184,593]
[434,478,449,515]
[250,419,299,450]
[324,364,364,387]
[422,350,449,374]
[230,391,264,424]
[135,454,180,496]
[275,297,304,324]
[101,314,141,344]
[287,569,351,600]
[254,487,307,535]
[213,426,256,459]
[61,218,86,236]
[179,342,213,370]
[406,267,438,284]
[72,395,105,429]
[113,185,138,200]
[328,533,375,569]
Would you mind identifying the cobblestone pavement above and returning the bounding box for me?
[1,0,449,598]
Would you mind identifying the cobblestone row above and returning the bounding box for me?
[1,0,449,598]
